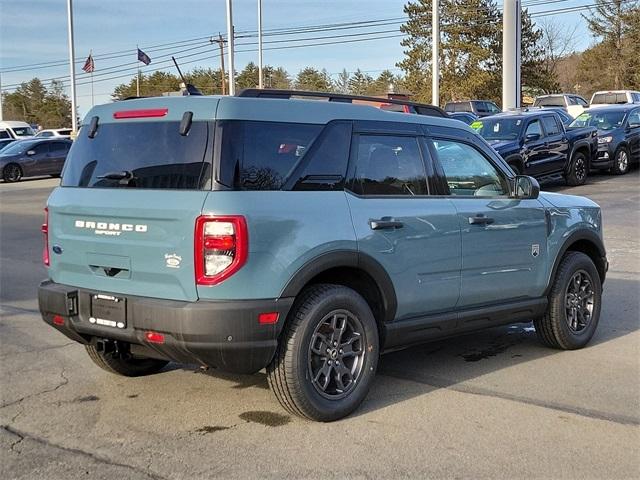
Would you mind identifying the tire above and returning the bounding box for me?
[3,163,22,183]
[267,284,379,422]
[85,344,168,377]
[534,252,602,350]
[611,147,630,175]
[565,151,588,186]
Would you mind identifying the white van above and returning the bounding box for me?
[0,121,36,139]
[590,90,640,105]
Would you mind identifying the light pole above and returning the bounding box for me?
[432,0,439,107]
[502,0,522,110]
[226,0,236,95]
[258,0,264,89]
[66,0,78,132]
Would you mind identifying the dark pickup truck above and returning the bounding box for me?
[472,110,598,186]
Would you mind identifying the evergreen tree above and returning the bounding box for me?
[2,78,72,127]
[335,69,350,94]
[294,67,333,91]
[348,69,374,95]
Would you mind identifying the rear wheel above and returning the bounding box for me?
[534,252,601,350]
[85,344,168,377]
[565,151,588,186]
[267,284,379,422]
[3,163,22,183]
[611,147,630,175]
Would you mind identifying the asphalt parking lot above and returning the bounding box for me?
[1,172,638,479]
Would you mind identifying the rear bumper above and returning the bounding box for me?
[38,280,294,374]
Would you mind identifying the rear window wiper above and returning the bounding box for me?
[97,170,135,180]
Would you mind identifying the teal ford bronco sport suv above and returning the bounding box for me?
[38,93,608,421]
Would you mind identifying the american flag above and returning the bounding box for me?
[137,48,151,66]
[82,53,95,73]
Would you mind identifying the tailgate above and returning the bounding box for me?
[47,188,208,301]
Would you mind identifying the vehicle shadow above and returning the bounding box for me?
[185,275,638,421]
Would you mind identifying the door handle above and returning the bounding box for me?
[468,214,494,225]
[369,217,404,230]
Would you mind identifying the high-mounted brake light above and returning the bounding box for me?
[195,215,248,285]
[42,207,50,266]
[113,108,168,119]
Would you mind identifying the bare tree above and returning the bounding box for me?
[539,18,578,81]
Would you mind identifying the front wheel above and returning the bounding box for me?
[611,147,630,175]
[3,163,22,183]
[267,284,379,421]
[534,252,602,350]
[565,151,588,186]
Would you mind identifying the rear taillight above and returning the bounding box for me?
[195,215,248,285]
[42,207,49,266]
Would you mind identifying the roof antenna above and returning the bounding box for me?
[171,56,202,96]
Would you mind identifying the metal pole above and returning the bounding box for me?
[226,0,235,95]
[66,0,78,133]
[258,0,263,89]
[90,50,94,107]
[0,72,3,121]
[136,45,140,97]
[432,0,439,107]
[502,0,522,110]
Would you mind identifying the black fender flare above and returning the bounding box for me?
[568,140,593,171]
[544,229,607,296]
[280,250,398,323]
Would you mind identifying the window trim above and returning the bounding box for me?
[426,136,512,199]
[344,130,433,198]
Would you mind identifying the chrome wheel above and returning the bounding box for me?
[617,150,629,173]
[308,309,365,399]
[565,269,595,332]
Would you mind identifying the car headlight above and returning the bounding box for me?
[598,136,613,144]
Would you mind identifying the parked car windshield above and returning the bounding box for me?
[570,111,626,131]
[471,117,523,141]
[534,97,564,107]
[12,126,35,137]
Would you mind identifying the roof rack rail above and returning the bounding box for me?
[237,88,448,118]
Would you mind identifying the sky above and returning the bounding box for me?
[1,0,596,118]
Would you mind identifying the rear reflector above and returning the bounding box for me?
[145,331,165,344]
[113,108,168,119]
[53,315,65,326]
[42,207,50,267]
[258,312,279,325]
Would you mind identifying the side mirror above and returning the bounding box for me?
[513,175,540,200]
[525,133,541,142]
[26,150,36,156]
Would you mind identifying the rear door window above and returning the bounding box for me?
[348,134,428,196]
[541,116,561,136]
[62,120,213,189]
[50,141,70,156]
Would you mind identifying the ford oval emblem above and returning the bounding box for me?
[52,245,63,254]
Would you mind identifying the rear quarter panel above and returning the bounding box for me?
[197,191,357,300]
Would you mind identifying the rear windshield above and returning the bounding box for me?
[61,121,212,189]
[534,97,565,107]
[591,93,629,104]
[12,126,35,137]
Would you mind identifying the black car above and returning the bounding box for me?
[523,107,573,126]
[449,112,478,125]
[0,138,72,182]
[570,105,640,175]
[472,110,598,185]
[444,100,501,117]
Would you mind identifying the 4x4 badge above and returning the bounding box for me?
[531,244,540,257]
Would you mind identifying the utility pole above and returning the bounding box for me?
[226,0,236,95]
[432,0,439,107]
[66,0,78,133]
[502,0,522,110]
[258,0,264,89]
[212,35,226,95]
